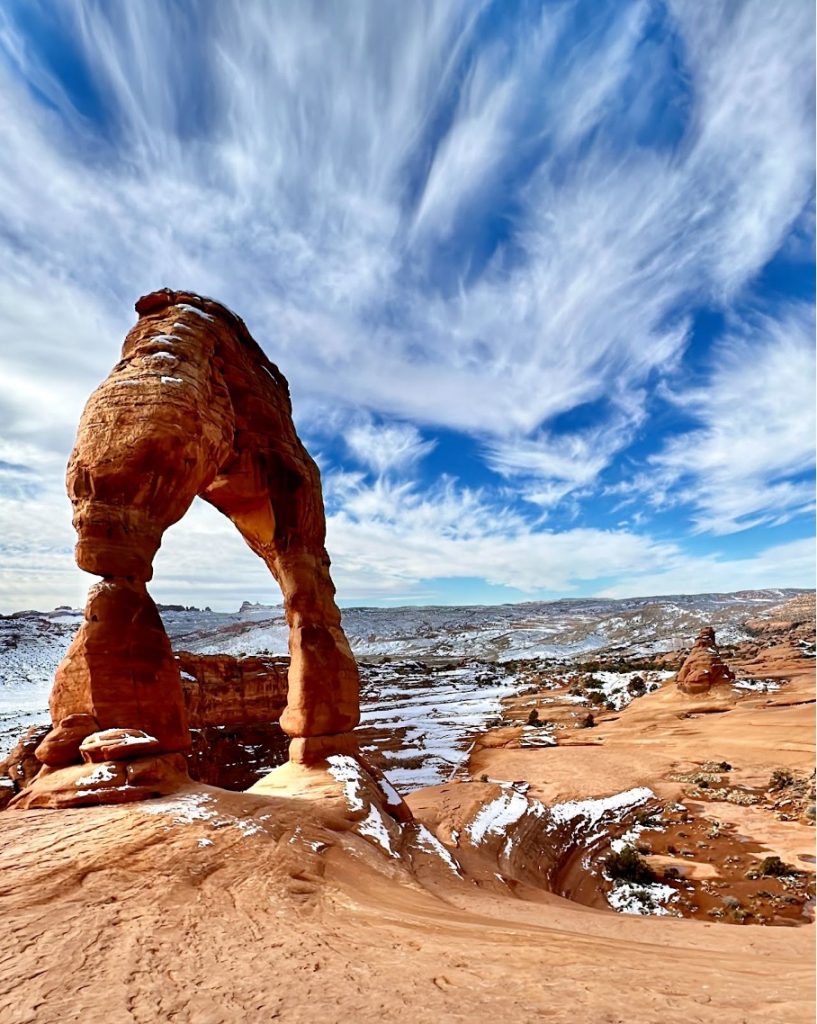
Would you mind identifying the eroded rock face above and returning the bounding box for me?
[176,652,288,727]
[50,580,189,755]
[3,653,292,801]
[0,725,50,809]
[177,651,290,790]
[676,627,735,695]
[18,289,360,808]
[35,714,99,768]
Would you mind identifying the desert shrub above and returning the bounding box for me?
[584,676,604,689]
[587,691,606,706]
[627,675,646,696]
[769,768,794,791]
[757,855,795,877]
[603,845,657,885]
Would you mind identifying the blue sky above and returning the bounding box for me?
[0,0,814,612]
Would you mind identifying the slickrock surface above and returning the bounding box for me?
[675,626,735,694]
[1,729,812,1024]
[0,615,813,1020]
[22,289,360,806]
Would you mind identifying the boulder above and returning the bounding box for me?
[9,754,189,810]
[35,713,99,767]
[80,728,163,763]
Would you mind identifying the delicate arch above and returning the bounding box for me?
[49,289,359,765]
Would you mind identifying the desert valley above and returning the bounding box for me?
[0,585,814,1022]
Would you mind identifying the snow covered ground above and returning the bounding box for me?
[0,588,806,761]
[157,588,803,662]
[357,662,524,790]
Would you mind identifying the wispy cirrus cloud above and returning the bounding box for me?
[0,0,812,609]
[344,419,436,476]
[648,302,816,534]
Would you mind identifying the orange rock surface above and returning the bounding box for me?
[675,626,735,694]
[176,652,289,728]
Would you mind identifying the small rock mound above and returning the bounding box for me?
[675,627,735,695]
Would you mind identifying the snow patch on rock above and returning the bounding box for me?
[607,880,679,916]
[75,763,117,787]
[550,787,655,836]
[358,805,398,858]
[467,788,544,845]
[326,754,366,811]
[416,825,462,876]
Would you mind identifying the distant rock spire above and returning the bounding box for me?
[675,626,735,695]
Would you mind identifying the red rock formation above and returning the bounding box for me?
[176,652,289,727]
[17,289,360,808]
[0,725,50,809]
[3,653,291,802]
[35,714,99,767]
[49,580,188,755]
[675,627,735,695]
[177,651,291,790]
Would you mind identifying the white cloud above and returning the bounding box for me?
[1,464,812,613]
[345,419,436,475]
[598,538,815,600]
[0,1,812,609]
[649,303,816,534]
[485,401,647,508]
[325,474,814,601]
[0,0,811,443]
[324,472,676,595]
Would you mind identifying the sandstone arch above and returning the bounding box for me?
[44,289,359,785]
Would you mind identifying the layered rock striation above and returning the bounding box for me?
[14,289,360,808]
[675,627,735,695]
[178,652,290,789]
[177,652,289,728]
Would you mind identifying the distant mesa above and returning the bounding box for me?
[239,600,281,614]
[11,289,363,809]
[675,626,735,695]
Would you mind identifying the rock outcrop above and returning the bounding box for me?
[3,652,292,801]
[0,725,50,809]
[177,652,289,727]
[675,627,735,694]
[14,289,360,808]
[177,652,290,789]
